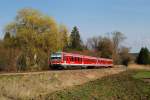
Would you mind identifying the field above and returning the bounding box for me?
[0,65,149,100]
[0,67,125,100]
[47,70,150,100]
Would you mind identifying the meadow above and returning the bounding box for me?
[47,69,150,100]
[0,66,149,100]
[0,67,124,100]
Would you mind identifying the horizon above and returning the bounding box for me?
[0,0,150,53]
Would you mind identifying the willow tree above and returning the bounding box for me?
[5,8,68,70]
[58,24,69,51]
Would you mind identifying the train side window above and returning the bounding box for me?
[80,58,82,62]
[76,57,78,62]
[99,60,100,63]
[70,57,72,61]
[69,57,72,61]
[75,57,77,62]
[66,56,69,62]
[100,60,102,63]
[101,60,103,64]
[66,56,69,61]
[74,57,76,62]
[71,57,73,61]
[78,58,80,62]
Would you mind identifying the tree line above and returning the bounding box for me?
[0,8,147,72]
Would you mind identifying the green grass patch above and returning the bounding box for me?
[46,70,150,100]
[133,70,150,79]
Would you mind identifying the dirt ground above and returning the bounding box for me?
[0,67,125,99]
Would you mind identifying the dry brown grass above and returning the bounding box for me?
[128,64,150,70]
[0,68,125,99]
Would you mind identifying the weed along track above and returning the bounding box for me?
[0,67,125,99]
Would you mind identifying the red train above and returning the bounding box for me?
[49,52,113,69]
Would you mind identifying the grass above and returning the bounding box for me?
[46,70,150,100]
[0,68,124,100]
[133,71,150,79]
[0,68,149,100]
[0,73,61,100]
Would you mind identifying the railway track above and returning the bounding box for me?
[0,66,125,76]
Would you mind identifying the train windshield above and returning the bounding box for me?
[50,52,62,60]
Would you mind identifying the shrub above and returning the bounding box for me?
[136,47,150,65]
[0,49,9,71]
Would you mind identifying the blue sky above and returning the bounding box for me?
[0,0,150,52]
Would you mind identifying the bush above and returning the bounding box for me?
[0,47,18,71]
[0,49,9,71]
[119,47,134,66]
[16,49,49,71]
[36,50,49,70]
[17,53,27,71]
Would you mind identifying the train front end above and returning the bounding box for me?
[49,52,63,69]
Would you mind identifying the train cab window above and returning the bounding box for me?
[51,57,61,60]
[50,52,61,61]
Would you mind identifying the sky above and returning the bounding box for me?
[0,0,150,53]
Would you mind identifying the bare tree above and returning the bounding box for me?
[87,31,127,64]
[86,36,113,58]
[112,31,126,64]
[86,36,100,50]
